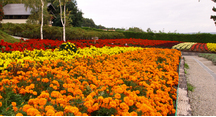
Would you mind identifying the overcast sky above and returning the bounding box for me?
[76,0,216,33]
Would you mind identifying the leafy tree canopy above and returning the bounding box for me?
[126,27,144,32]
[50,0,83,27]
[211,0,216,25]
[0,2,3,21]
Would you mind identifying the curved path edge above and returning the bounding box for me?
[177,57,192,116]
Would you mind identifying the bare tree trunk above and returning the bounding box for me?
[63,3,66,42]
[59,0,66,42]
[40,0,44,39]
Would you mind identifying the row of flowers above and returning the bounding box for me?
[172,42,216,53]
[0,38,182,53]
[0,48,181,116]
[0,45,143,71]
[2,38,216,53]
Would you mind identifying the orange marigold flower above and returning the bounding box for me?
[33,91,37,96]
[55,111,64,116]
[70,107,79,115]
[0,95,2,99]
[39,98,47,106]
[16,113,23,116]
[123,97,130,103]
[98,96,103,102]
[92,103,99,111]
[45,105,55,112]
[128,100,134,106]
[75,112,82,116]
[13,107,18,112]
[22,104,33,112]
[114,93,121,99]
[26,108,41,116]
[46,109,55,116]
[103,98,109,103]
[82,113,88,116]
[49,84,54,87]
[0,102,2,107]
[51,91,62,98]
[67,88,73,93]
[36,78,40,81]
[136,90,140,94]
[53,86,58,90]
[130,111,138,116]
[109,100,117,108]
[120,102,129,111]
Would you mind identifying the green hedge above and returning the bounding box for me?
[121,31,216,43]
[2,23,216,43]
[1,23,125,40]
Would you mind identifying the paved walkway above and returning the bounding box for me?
[11,35,29,40]
[177,52,216,116]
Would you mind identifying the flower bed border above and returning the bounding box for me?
[175,52,182,116]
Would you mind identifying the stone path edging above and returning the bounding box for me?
[177,57,192,116]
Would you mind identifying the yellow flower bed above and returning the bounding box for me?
[0,48,181,116]
[0,46,144,71]
[207,43,216,52]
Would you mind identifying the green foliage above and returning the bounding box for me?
[0,30,21,43]
[50,0,83,27]
[1,23,124,40]
[81,18,96,28]
[91,107,117,116]
[59,42,77,53]
[0,2,3,21]
[126,27,144,32]
[2,0,23,6]
[184,63,189,69]
[22,0,50,25]
[122,31,216,43]
[81,18,106,29]
[0,85,25,116]
[198,53,216,65]
[211,1,216,25]
[187,83,194,92]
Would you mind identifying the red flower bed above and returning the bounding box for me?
[191,43,209,52]
[204,44,209,51]
[0,38,182,52]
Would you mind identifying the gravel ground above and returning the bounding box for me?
[184,55,216,116]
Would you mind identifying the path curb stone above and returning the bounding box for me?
[177,57,192,116]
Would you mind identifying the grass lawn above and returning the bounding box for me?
[0,30,21,43]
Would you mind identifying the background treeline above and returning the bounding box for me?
[2,23,216,43]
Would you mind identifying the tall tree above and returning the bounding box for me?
[22,0,48,39]
[81,18,96,28]
[0,2,3,22]
[51,0,83,27]
[40,0,44,39]
[211,0,216,25]
[55,0,71,42]
[126,27,144,32]
[2,0,23,6]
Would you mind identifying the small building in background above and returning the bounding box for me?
[1,3,56,25]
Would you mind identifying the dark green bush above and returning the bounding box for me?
[59,42,77,53]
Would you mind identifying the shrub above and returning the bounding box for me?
[59,42,77,53]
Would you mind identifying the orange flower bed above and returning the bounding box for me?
[0,48,181,116]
